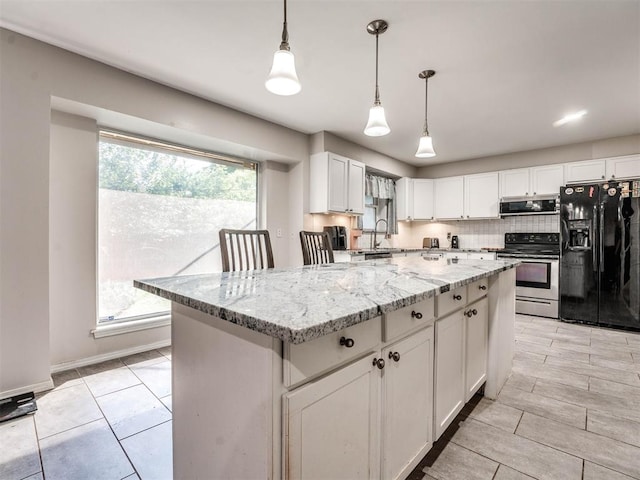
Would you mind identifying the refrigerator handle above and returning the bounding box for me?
[599,202,604,272]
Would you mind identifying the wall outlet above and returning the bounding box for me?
[276,228,283,238]
[447,232,451,240]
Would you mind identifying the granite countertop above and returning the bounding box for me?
[343,247,503,255]
[135,257,518,344]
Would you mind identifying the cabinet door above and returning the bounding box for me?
[530,165,564,196]
[348,159,366,214]
[499,168,530,198]
[395,178,413,220]
[328,154,349,213]
[606,154,640,180]
[413,179,434,220]
[464,172,499,218]
[382,327,434,480]
[434,310,465,440]
[434,176,464,220]
[284,353,380,480]
[464,297,488,402]
[564,160,606,184]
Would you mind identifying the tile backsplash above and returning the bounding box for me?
[397,215,560,249]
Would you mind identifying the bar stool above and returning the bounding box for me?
[299,230,335,266]
[219,229,274,272]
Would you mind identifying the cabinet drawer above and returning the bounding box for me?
[284,316,381,387]
[436,285,467,317]
[383,297,435,342]
[467,278,489,303]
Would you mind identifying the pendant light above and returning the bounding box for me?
[415,69,436,158]
[364,20,390,137]
[265,0,301,96]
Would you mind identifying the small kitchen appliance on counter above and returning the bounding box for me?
[422,237,439,248]
[451,235,459,249]
[323,226,347,250]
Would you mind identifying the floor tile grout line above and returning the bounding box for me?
[118,418,172,442]
[30,413,46,480]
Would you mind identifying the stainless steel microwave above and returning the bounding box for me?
[499,195,559,216]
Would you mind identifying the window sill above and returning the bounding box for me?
[92,314,171,339]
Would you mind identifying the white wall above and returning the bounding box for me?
[0,28,309,396]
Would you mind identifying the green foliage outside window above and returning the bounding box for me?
[99,142,255,201]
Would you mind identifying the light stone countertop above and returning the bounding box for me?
[135,257,519,344]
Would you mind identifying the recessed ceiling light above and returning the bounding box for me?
[553,110,587,127]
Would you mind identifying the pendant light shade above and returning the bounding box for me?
[266,0,301,96]
[415,69,436,158]
[364,20,390,137]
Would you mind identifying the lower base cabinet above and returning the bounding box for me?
[465,297,488,402]
[382,327,434,480]
[284,353,380,480]
[434,310,465,439]
[283,326,435,480]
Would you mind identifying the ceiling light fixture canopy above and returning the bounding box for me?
[265,0,301,96]
[364,19,390,137]
[415,69,436,158]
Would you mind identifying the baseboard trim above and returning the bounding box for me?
[0,378,54,401]
[50,339,172,374]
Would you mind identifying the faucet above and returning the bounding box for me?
[372,219,388,250]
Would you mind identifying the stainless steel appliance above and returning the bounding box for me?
[560,180,640,331]
[323,226,347,250]
[423,237,440,248]
[497,233,560,318]
[500,194,559,217]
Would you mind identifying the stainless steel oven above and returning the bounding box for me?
[497,233,560,318]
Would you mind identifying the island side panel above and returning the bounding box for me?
[172,303,277,479]
[484,268,516,399]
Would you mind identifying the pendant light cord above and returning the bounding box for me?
[280,0,290,50]
[374,32,380,105]
[423,76,430,135]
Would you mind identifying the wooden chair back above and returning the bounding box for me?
[300,230,335,266]
[219,229,274,272]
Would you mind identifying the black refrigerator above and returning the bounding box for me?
[560,180,640,330]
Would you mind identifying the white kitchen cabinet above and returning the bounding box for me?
[530,164,564,195]
[309,152,365,215]
[464,172,499,218]
[434,309,465,439]
[434,176,464,220]
[499,168,530,198]
[396,178,434,221]
[564,159,606,184]
[464,297,488,402]
[500,165,563,198]
[382,327,434,480]
[284,352,380,480]
[606,154,640,180]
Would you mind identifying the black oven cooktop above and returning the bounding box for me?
[500,233,560,257]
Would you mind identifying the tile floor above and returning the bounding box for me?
[409,314,640,480]
[2,315,640,479]
[0,347,172,480]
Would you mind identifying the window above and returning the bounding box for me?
[98,131,257,325]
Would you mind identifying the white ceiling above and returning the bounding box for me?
[1,1,639,166]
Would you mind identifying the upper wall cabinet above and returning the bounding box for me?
[310,152,365,215]
[434,176,464,220]
[564,159,606,184]
[397,178,434,221]
[499,165,564,198]
[606,154,640,180]
[464,172,499,219]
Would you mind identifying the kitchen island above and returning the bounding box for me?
[136,257,518,480]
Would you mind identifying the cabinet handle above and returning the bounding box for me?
[411,310,423,319]
[460,215,464,218]
[612,175,616,179]
[479,285,487,291]
[464,309,472,317]
[453,294,462,301]
[601,175,605,179]
[373,358,385,370]
[525,192,529,195]
[339,337,355,348]
[388,351,400,362]
[472,309,478,316]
